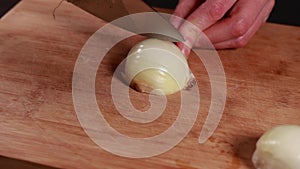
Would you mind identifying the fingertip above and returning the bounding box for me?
[176,42,184,50]
[182,45,191,57]
[176,42,191,58]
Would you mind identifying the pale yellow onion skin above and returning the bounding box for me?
[124,38,193,95]
[252,125,300,169]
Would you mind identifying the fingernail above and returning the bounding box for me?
[181,45,191,57]
[176,42,190,57]
[176,42,184,50]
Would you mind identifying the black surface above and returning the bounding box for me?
[0,0,20,17]
[268,0,300,26]
[143,0,178,9]
[0,0,299,25]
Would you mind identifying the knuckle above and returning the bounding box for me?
[270,0,276,8]
[232,19,249,37]
[208,2,226,21]
[233,36,249,48]
[262,0,275,22]
[263,15,269,23]
[268,1,276,14]
[264,0,275,15]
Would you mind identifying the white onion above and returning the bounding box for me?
[252,125,300,169]
[124,38,194,95]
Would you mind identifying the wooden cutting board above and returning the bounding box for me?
[0,0,299,168]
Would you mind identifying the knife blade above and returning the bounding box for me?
[67,0,184,42]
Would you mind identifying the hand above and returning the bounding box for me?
[171,0,275,56]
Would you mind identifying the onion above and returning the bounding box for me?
[252,125,300,169]
[124,38,194,95]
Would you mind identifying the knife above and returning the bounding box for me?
[67,0,184,42]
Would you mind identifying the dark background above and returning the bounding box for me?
[1,0,299,26]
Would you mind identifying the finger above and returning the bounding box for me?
[184,0,238,30]
[197,0,268,46]
[177,0,238,55]
[170,0,203,28]
[176,41,191,57]
[213,0,275,49]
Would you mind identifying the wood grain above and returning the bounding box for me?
[0,0,299,168]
